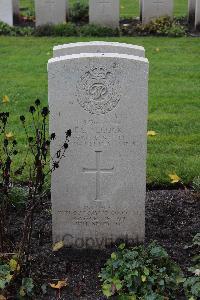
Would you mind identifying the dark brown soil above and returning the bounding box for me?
[8,190,200,299]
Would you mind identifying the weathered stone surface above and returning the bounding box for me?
[89,0,120,28]
[53,41,145,58]
[0,0,13,26]
[35,0,66,27]
[141,0,173,24]
[48,52,148,249]
[195,0,200,30]
[188,0,196,25]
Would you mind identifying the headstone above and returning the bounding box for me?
[195,0,200,30]
[188,0,196,25]
[53,41,145,58]
[35,0,66,27]
[89,0,120,28]
[48,52,149,249]
[12,0,19,16]
[0,0,13,26]
[141,0,173,24]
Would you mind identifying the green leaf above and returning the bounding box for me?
[0,279,6,290]
[144,267,150,276]
[113,278,122,291]
[102,283,112,298]
[21,278,34,295]
[150,245,168,258]
[159,279,164,286]
[176,276,185,284]
[193,233,200,246]
[118,243,126,250]
[111,252,117,260]
[117,295,136,300]
[192,255,200,263]
[144,293,162,300]
[131,270,139,276]
[141,275,147,282]
[0,265,10,276]
[19,287,26,297]
[191,281,200,297]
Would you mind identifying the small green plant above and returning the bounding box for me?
[192,176,200,192]
[184,233,200,300]
[34,22,118,37]
[53,22,78,36]
[19,277,34,297]
[35,23,78,37]
[0,22,14,35]
[0,21,34,36]
[135,17,186,37]
[0,17,186,38]
[79,24,120,37]
[0,256,34,298]
[0,257,19,290]
[70,1,89,23]
[0,99,71,297]
[34,24,54,36]
[99,242,183,299]
[8,186,29,207]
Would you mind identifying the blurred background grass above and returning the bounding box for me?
[20,0,188,18]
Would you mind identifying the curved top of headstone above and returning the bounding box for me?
[53,41,145,58]
[48,52,148,67]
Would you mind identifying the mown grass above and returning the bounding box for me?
[20,0,188,18]
[0,36,199,185]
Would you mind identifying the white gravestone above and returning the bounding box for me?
[0,0,13,26]
[53,41,145,58]
[89,0,120,28]
[141,0,173,24]
[35,0,66,27]
[48,52,149,249]
[195,0,200,30]
[188,0,196,25]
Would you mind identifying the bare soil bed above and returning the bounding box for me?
[9,190,200,299]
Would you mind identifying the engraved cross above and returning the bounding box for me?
[83,151,114,201]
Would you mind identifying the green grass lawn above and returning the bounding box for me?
[0,36,199,186]
[20,0,188,18]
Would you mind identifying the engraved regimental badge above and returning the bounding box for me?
[76,65,121,115]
